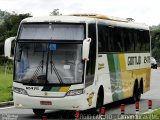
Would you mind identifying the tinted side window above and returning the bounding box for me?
[135,30,150,52]
[98,25,107,52]
[114,28,124,52]
[88,23,96,61]
[139,30,146,51]
[107,26,115,52]
[134,30,140,51]
[86,23,97,87]
[124,29,134,52]
[98,25,117,52]
[98,25,150,53]
[145,31,150,51]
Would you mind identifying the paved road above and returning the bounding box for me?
[0,69,160,119]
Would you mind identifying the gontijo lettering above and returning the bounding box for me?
[128,56,150,66]
[128,56,141,65]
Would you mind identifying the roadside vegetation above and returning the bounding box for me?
[0,56,13,102]
[0,9,61,102]
[150,25,160,65]
[126,109,160,120]
[152,109,160,118]
[0,10,30,102]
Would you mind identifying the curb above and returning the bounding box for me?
[0,101,14,107]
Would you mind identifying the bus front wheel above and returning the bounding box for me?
[95,88,104,113]
[33,109,45,116]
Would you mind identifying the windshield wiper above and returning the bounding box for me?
[30,50,45,83]
[30,60,44,83]
[50,51,63,84]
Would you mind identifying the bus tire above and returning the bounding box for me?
[130,83,141,103]
[137,87,141,101]
[95,87,104,113]
[140,80,143,94]
[33,109,45,116]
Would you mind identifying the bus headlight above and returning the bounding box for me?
[66,89,84,96]
[13,87,28,95]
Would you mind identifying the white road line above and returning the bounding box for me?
[0,106,14,110]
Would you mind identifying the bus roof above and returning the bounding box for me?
[21,14,149,30]
[21,16,94,24]
[69,14,129,22]
[69,14,149,30]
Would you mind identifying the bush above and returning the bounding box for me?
[0,55,13,65]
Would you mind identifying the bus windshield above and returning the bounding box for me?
[15,43,84,84]
[18,23,84,40]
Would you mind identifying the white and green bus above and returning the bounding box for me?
[5,14,151,115]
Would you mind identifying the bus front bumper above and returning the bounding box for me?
[13,92,93,111]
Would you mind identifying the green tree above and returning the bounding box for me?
[0,11,31,55]
[0,9,10,25]
[150,25,160,62]
[50,9,62,16]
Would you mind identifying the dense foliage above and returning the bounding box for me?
[150,25,160,62]
[0,56,13,65]
[0,10,31,55]
[0,9,10,24]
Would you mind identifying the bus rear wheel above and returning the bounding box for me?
[131,84,141,103]
[33,109,45,116]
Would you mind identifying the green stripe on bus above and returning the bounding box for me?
[50,86,60,92]
[107,54,123,101]
[107,54,119,101]
[113,54,123,100]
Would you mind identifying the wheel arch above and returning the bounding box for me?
[133,79,139,94]
[97,85,104,104]
[134,79,138,87]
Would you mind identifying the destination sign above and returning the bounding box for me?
[125,53,150,70]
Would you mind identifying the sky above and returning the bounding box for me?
[0,0,159,26]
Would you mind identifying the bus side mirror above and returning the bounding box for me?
[82,38,91,61]
[4,37,16,60]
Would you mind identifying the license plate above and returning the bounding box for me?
[40,101,52,105]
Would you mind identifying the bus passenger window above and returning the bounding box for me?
[139,30,146,51]
[114,28,124,52]
[108,27,115,52]
[145,31,150,51]
[98,25,107,52]
[124,29,134,52]
[134,30,140,52]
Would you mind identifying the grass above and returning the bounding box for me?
[124,109,160,120]
[0,65,13,102]
[133,109,160,120]
[152,109,160,119]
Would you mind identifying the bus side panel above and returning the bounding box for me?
[106,53,151,101]
[118,54,134,99]
[97,53,151,103]
[132,68,151,93]
[139,53,151,92]
[107,54,124,101]
[144,68,151,92]
[97,54,113,105]
[119,53,151,99]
